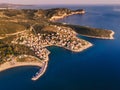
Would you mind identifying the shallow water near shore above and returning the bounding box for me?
[0,5,120,90]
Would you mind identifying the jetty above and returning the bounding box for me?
[32,61,48,80]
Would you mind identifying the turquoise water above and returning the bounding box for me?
[0,5,120,90]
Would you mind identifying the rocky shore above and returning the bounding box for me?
[49,9,85,21]
[0,7,115,81]
[78,30,115,39]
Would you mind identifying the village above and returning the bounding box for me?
[12,24,91,61]
[11,24,92,80]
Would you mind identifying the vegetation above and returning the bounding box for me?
[68,25,112,37]
[0,8,114,64]
[51,22,112,38]
[0,40,35,63]
[45,8,71,18]
[3,9,22,17]
[0,21,26,35]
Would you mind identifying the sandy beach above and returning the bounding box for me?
[0,61,43,72]
[0,55,49,80]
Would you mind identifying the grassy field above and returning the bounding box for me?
[0,21,26,36]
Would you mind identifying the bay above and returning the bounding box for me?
[0,5,120,90]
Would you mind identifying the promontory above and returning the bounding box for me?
[0,7,114,80]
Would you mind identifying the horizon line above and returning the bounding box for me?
[0,3,120,6]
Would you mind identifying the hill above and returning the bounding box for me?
[0,8,114,80]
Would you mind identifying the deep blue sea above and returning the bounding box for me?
[0,5,120,90]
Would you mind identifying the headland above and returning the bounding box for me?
[0,7,114,80]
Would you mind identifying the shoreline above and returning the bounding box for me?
[0,7,115,81]
[0,55,48,81]
[32,61,48,81]
[0,61,43,72]
[50,11,85,21]
[32,55,49,81]
[78,30,115,40]
[55,42,93,52]
[0,39,92,80]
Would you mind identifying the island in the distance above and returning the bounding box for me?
[0,5,114,80]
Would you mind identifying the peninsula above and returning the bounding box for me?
[0,7,114,80]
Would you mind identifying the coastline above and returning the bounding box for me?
[0,39,92,80]
[50,10,85,21]
[49,13,115,40]
[0,7,115,81]
[110,31,115,39]
[0,55,48,81]
[32,55,49,81]
[32,61,48,81]
[78,30,115,40]
[0,61,42,72]
[55,42,93,52]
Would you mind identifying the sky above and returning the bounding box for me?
[0,0,120,5]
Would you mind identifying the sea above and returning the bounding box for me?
[0,5,120,90]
